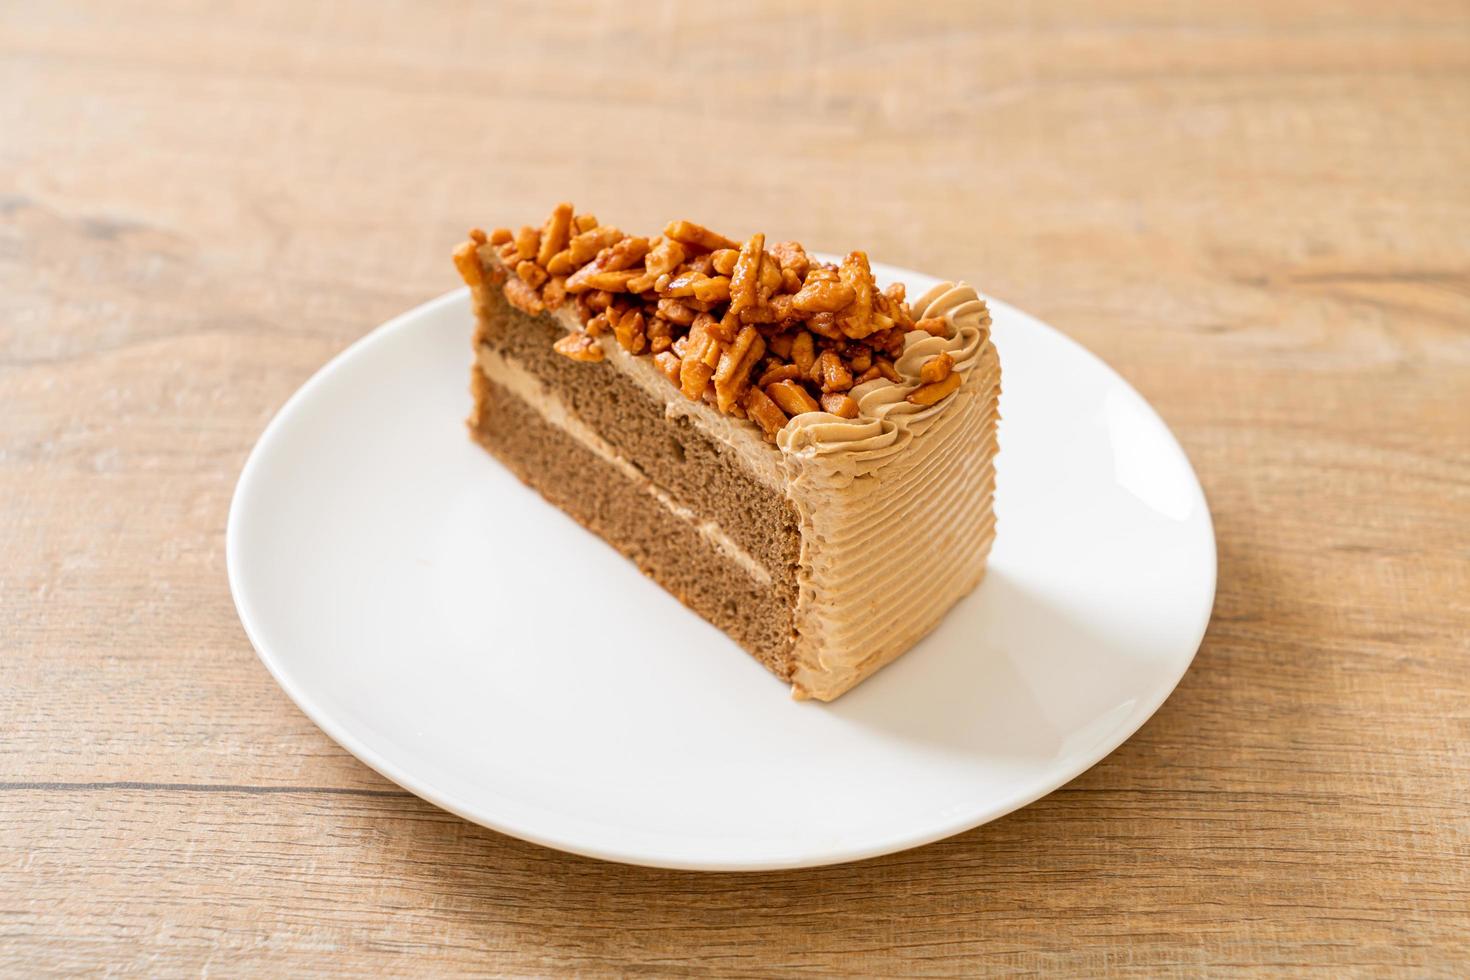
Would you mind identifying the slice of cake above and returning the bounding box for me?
[453,204,999,701]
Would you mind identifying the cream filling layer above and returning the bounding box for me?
[475,345,774,586]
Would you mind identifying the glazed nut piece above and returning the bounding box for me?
[516,260,549,289]
[664,270,728,302]
[693,275,732,303]
[742,385,789,439]
[452,240,484,288]
[646,316,673,353]
[679,315,722,400]
[613,308,647,354]
[599,236,651,272]
[536,202,573,267]
[756,251,783,299]
[756,362,804,387]
[503,277,545,315]
[919,351,955,385]
[585,269,643,292]
[792,267,855,313]
[712,326,765,412]
[769,240,810,279]
[630,238,687,292]
[790,330,816,373]
[907,370,962,406]
[653,350,682,383]
[820,391,860,418]
[456,203,955,434]
[514,226,540,262]
[553,331,604,362]
[836,251,876,338]
[568,226,623,266]
[765,379,821,416]
[706,309,740,343]
[665,219,739,253]
[818,349,854,392]
[656,297,698,326]
[727,233,766,317]
[877,327,907,357]
[566,266,641,293]
[803,313,841,341]
[766,331,794,359]
[878,284,916,333]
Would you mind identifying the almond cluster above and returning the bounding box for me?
[456,204,959,440]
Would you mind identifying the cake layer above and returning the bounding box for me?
[475,285,800,589]
[470,369,798,678]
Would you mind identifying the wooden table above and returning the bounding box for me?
[4,1,1467,974]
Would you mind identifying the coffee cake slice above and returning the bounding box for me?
[453,206,999,701]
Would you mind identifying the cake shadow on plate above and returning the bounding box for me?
[826,566,1190,774]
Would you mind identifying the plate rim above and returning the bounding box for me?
[226,278,1217,872]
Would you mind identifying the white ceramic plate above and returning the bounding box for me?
[228,264,1215,871]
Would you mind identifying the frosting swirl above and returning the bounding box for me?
[776,282,990,466]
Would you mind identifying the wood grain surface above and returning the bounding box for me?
[3,0,1468,975]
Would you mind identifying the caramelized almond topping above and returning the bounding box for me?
[743,386,788,440]
[756,362,804,388]
[553,332,604,362]
[919,351,955,385]
[613,309,647,354]
[536,203,573,268]
[454,205,973,434]
[502,277,544,315]
[665,219,738,252]
[765,380,821,416]
[514,226,540,263]
[653,350,682,383]
[818,349,854,392]
[515,260,548,289]
[907,371,962,406]
[821,392,860,418]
